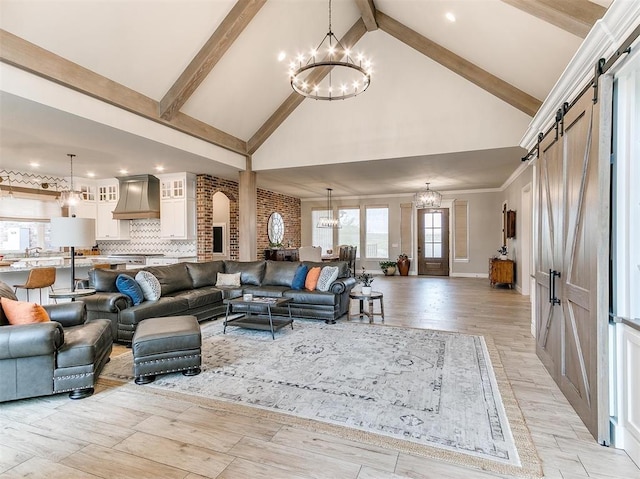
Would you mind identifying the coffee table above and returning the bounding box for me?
[348,291,384,323]
[223,296,293,339]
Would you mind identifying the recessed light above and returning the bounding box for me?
[277,51,286,62]
[29,161,40,168]
[155,166,165,172]
[86,172,95,178]
[445,12,456,22]
[119,169,128,175]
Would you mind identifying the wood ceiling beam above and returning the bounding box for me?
[159,0,267,120]
[355,0,378,32]
[376,11,541,117]
[247,18,367,155]
[0,29,247,155]
[500,0,606,38]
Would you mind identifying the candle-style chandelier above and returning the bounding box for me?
[287,0,372,101]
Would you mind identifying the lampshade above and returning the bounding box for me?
[50,217,96,247]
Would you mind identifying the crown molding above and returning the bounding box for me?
[520,0,640,151]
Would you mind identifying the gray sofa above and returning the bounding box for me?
[82,259,357,344]
[0,281,113,402]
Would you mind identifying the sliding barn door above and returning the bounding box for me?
[534,82,611,443]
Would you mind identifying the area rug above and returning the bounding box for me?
[101,319,542,478]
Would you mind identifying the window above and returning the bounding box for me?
[365,206,388,258]
[311,209,333,253]
[0,196,62,253]
[338,208,359,256]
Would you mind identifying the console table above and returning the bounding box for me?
[489,258,514,288]
[264,248,299,261]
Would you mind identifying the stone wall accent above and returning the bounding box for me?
[196,175,300,261]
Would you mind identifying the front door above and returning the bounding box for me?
[417,208,449,276]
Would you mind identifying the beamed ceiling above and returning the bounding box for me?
[0,0,610,198]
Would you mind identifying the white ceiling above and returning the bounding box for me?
[0,0,611,199]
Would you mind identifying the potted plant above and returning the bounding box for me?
[356,267,374,295]
[397,253,410,276]
[497,245,508,260]
[379,261,397,276]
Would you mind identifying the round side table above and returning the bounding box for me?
[49,288,96,302]
[348,291,384,323]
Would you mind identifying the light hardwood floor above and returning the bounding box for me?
[1,276,639,479]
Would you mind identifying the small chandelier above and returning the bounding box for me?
[288,0,372,101]
[58,153,83,207]
[414,182,442,208]
[317,188,341,228]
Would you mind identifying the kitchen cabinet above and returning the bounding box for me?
[71,180,97,220]
[96,179,130,240]
[158,173,196,240]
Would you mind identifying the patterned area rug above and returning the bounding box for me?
[101,319,541,478]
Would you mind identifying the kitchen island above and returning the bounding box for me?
[0,257,124,303]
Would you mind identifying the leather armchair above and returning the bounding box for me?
[0,281,113,402]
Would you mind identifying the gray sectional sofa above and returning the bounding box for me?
[82,260,357,344]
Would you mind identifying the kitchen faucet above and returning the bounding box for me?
[25,247,42,257]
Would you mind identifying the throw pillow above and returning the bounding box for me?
[291,264,308,290]
[305,266,322,291]
[1,297,50,325]
[135,271,162,301]
[316,266,340,292]
[116,274,144,305]
[215,272,241,287]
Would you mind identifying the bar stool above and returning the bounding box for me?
[13,267,57,304]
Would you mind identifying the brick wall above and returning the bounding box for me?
[196,175,239,261]
[257,188,301,258]
[196,175,301,261]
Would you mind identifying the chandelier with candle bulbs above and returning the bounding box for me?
[287,0,372,101]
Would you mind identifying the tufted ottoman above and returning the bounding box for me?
[132,315,201,385]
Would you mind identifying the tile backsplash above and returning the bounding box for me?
[97,219,197,256]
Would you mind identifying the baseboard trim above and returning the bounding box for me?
[450,273,489,279]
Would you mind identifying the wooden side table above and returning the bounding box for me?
[489,258,514,288]
[348,291,384,323]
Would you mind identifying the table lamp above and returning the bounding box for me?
[50,216,96,291]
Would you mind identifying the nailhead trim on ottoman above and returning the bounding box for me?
[132,315,201,384]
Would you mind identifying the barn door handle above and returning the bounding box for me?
[549,269,561,305]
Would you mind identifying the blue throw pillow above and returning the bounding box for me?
[116,274,144,305]
[291,264,308,290]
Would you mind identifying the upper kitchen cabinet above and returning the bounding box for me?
[96,179,130,240]
[70,179,97,220]
[158,173,196,240]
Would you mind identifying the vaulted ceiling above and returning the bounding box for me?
[0,0,610,198]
